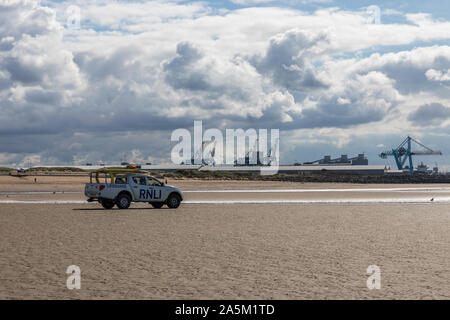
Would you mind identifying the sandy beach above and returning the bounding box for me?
[1,175,450,299]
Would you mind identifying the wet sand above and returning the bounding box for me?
[1,176,450,299]
[3,175,450,192]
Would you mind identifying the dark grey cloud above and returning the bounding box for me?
[74,46,144,81]
[4,57,44,84]
[0,37,14,51]
[0,130,172,165]
[251,29,328,91]
[24,89,63,105]
[163,42,211,91]
[350,48,450,100]
[162,42,274,118]
[408,103,450,125]
[38,130,172,164]
[272,71,398,129]
[296,103,385,129]
[380,59,450,95]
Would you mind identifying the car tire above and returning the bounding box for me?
[151,202,164,209]
[116,193,131,209]
[100,199,115,209]
[166,193,181,209]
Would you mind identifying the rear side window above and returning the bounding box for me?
[115,176,127,184]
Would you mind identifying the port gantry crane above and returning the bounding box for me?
[379,136,442,174]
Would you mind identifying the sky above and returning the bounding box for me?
[0,0,449,169]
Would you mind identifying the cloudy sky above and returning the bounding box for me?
[0,0,449,168]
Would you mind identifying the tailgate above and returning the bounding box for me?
[85,183,101,197]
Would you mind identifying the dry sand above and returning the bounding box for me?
[1,175,450,299]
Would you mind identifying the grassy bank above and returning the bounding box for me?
[157,170,450,184]
[27,167,86,173]
[8,167,450,183]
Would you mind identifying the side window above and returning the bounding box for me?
[148,177,162,186]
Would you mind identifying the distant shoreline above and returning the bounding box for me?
[2,168,450,184]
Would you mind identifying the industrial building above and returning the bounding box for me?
[198,165,387,176]
[303,153,368,166]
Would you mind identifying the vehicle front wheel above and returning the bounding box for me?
[116,193,131,209]
[166,194,181,209]
[151,202,164,209]
[100,199,115,209]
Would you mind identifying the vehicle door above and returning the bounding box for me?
[147,176,166,202]
[129,175,149,202]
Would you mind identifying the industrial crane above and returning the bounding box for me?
[379,136,442,174]
[189,140,216,166]
[236,138,276,166]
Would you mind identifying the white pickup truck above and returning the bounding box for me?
[85,169,183,209]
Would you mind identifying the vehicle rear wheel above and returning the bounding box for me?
[166,194,181,209]
[100,199,115,209]
[116,193,131,209]
[151,202,164,209]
